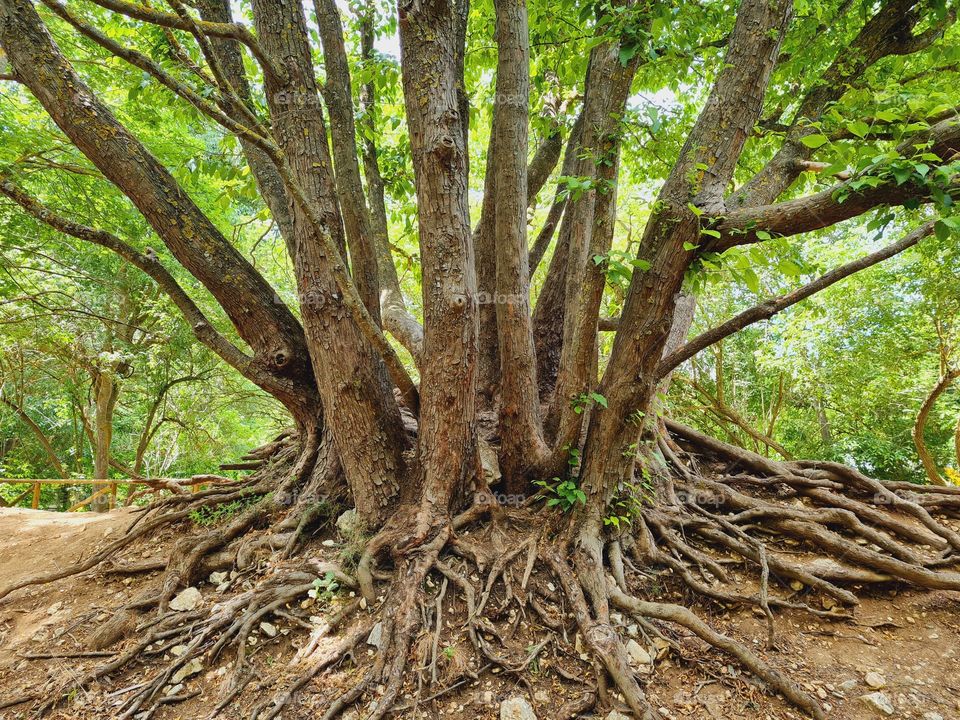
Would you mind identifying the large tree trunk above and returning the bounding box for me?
[251,0,408,526]
[5,0,960,717]
[490,0,548,484]
[399,0,478,524]
[576,0,793,534]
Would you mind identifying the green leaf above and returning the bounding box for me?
[846,120,869,138]
[742,267,760,293]
[800,134,829,149]
[935,220,950,241]
[777,258,803,277]
[682,241,699,251]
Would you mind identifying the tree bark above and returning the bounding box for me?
[90,370,119,512]
[544,44,639,458]
[399,0,478,521]
[576,0,793,534]
[491,0,549,483]
[314,0,382,322]
[251,0,407,525]
[358,0,425,362]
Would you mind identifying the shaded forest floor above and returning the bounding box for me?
[0,507,958,720]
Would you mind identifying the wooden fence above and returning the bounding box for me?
[0,476,224,511]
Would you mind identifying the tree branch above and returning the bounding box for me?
[732,0,955,207]
[659,222,936,377]
[913,367,959,486]
[41,0,274,154]
[314,0,381,322]
[79,0,282,78]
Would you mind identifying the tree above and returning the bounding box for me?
[0,204,272,506]
[0,0,958,717]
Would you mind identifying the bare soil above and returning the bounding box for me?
[0,507,957,720]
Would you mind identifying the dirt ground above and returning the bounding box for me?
[0,507,957,720]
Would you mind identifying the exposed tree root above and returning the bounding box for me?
[7,423,960,720]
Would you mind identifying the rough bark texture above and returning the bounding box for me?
[491,0,549,484]
[314,0,382,323]
[251,0,407,525]
[577,0,794,533]
[399,0,478,518]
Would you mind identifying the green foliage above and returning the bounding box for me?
[189,493,262,526]
[533,477,586,511]
[307,572,341,605]
[571,391,608,415]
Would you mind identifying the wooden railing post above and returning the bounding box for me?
[31,481,40,509]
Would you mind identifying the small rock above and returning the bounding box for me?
[605,712,630,720]
[169,587,201,612]
[170,644,188,657]
[47,601,63,615]
[321,539,337,547]
[164,683,184,697]
[533,690,549,704]
[625,639,652,667]
[208,571,228,585]
[171,658,203,684]
[259,622,278,638]
[500,696,536,720]
[367,622,384,648]
[336,508,361,536]
[922,713,944,720]
[838,679,859,693]
[864,672,886,689]
[859,692,894,716]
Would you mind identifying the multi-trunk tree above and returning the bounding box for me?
[0,0,959,717]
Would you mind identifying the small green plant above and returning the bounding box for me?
[571,391,608,415]
[603,475,655,530]
[442,645,456,660]
[308,571,341,605]
[534,477,587,511]
[525,643,541,674]
[189,493,261,526]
